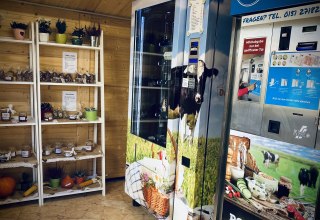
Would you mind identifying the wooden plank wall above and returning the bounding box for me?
[0,1,130,178]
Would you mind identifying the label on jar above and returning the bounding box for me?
[43,150,51,156]
[55,148,62,154]
[19,116,27,122]
[84,145,92,151]
[21,150,30,158]
[5,76,13,81]
[10,151,16,157]
[1,112,10,120]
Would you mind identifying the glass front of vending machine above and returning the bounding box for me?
[125,0,234,219]
[125,0,187,219]
[215,1,320,220]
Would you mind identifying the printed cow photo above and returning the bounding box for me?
[168,60,219,143]
[261,150,280,168]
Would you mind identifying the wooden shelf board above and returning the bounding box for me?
[42,147,102,163]
[0,118,36,127]
[43,182,102,199]
[0,81,34,85]
[0,192,38,205]
[0,154,37,169]
[0,37,32,44]
[40,82,103,87]
[41,117,102,125]
[39,41,101,50]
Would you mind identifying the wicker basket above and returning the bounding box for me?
[142,185,169,216]
[143,185,152,207]
[154,192,169,216]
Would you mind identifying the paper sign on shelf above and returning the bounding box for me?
[62,91,77,111]
[62,52,77,73]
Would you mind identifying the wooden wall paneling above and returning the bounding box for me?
[0,127,32,149]
[41,125,93,146]
[19,0,126,18]
[0,43,30,68]
[0,84,31,114]
[8,0,132,18]
[39,48,95,73]
[0,1,131,178]
[104,87,128,121]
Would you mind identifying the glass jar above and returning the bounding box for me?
[54,142,62,154]
[85,140,94,152]
[21,145,31,158]
[66,143,75,149]
[1,109,11,121]
[19,112,27,122]
[42,144,51,156]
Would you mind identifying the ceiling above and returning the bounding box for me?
[16,0,133,19]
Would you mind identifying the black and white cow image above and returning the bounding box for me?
[261,150,280,168]
[169,60,218,142]
[308,165,319,188]
[299,168,310,196]
[298,166,319,196]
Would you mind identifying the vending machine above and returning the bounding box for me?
[217,1,320,220]
[125,0,233,219]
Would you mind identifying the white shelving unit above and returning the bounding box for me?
[40,117,103,125]
[38,41,101,50]
[35,23,105,205]
[0,22,41,206]
[40,82,103,87]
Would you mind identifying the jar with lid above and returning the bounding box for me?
[54,142,62,154]
[85,140,94,152]
[42,144,51,156]
[66,142,75,149]
[19,112,27,122]
[1,108,11,121]
[21,145,31,158]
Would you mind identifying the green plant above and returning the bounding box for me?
[72,27,85,38]
[141,173,155,188]
[41,102,53,112]
[73,170,86,177]
[85,107,96,111]
[10,21,28,30]
[56,19,66,34]
[47,167,63,179]
[85,24,101,37]
[38,19,51,34]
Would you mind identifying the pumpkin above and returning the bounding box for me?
[0,176,16,198]
[61,175,74,189]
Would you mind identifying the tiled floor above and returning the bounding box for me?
[0,180,155,220]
